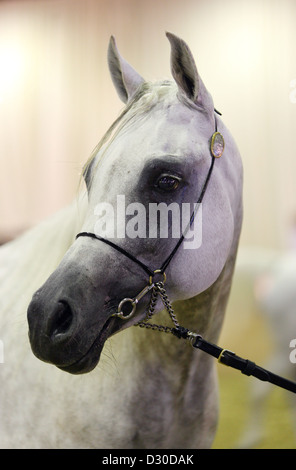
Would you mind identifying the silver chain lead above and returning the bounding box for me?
[135,282,180,333]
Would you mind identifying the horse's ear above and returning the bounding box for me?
[108,36,145,104]
[166,32,213,112]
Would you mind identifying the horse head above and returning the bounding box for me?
[27,33,243,375]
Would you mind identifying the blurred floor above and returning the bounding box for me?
[212,256,296,449]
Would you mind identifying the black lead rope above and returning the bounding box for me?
[171,326,296,394]
[135,282,296,395]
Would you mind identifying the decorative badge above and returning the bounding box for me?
[210,132,225,158]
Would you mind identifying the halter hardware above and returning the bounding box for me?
[115,283,155,320]
[149,269,166,286]
[114,270,166,320]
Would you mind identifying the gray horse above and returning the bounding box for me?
[0,33,243,448]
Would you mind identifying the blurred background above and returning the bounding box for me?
[0,0,295,448]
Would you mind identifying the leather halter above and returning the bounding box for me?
[74,109,296,395]
[76,112,222,279]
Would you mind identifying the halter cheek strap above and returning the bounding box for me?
[76,113,223,279]
[76,155,215,278]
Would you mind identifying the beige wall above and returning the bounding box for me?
[0,0,295,250]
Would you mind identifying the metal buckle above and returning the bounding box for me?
[217,349,234,366]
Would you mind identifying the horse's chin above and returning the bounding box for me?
[57,316,116,375]
[57,307,151,374]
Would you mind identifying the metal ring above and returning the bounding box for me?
[116,298,137,320]
[186,332,201,348]
[149,269,167,285]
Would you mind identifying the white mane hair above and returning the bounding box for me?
[83,80,185,177]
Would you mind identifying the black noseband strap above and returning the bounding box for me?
[76,231,154,277]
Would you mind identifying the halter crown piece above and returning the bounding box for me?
[76,111,296,395]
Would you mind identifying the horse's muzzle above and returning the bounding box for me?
[26,257,122,374]
[27,288,116,374]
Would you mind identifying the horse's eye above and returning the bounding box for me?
[156,174,181,191]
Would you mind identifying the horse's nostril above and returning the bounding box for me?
[49,301,73,338]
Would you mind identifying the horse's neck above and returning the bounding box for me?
[98,242,240,449]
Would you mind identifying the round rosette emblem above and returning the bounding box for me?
[210,132,225,158]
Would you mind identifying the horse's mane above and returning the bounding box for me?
[83,80,178,185]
